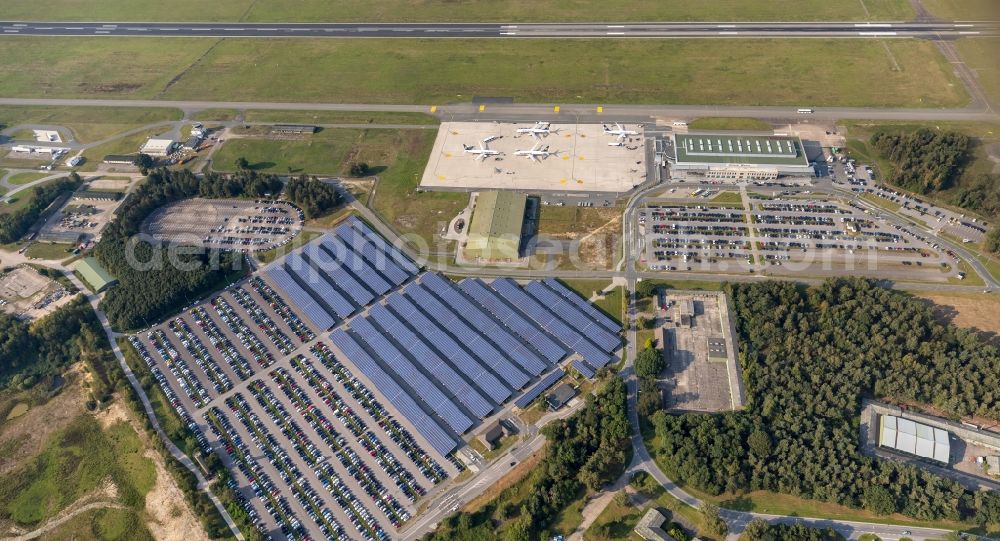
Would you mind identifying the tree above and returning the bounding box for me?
[636,280,658,298]
[134,153,155,173]
[700,502,728,536]
[986,227,1000,255]
[235,156,250,170]
[349,161,370,177]
[741,518,770,541]
[635,347,665,379]
[283,175,340,219]
[638,317,656,330]
[747,428,772,458]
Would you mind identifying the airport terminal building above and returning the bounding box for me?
[671,133,812,180]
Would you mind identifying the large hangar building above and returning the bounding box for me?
[671,133,812,181]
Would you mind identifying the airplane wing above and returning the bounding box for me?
[531,132,542,141]
[530,155,541,163]
[477,153,488,162]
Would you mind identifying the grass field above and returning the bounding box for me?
[255,230,320,264]
[24,242,76,261]
[709,191,745,205]
[688,118,773,131]
[917,291,1000,343]
[954,38,1000,107]
[365,132,467,245]
[1,0,913,22]
[0,106,182,144]
[0,178,60,215]
[0,38,967,108]
[6,172,51,186]
[920,0,1000,20]
[0,415,155,529]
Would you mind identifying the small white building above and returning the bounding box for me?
[140,138,176,157]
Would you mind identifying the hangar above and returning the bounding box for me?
[140,138,175,157]
[671,133,812,180]
[464,191,526,261]
[75,257,117,292]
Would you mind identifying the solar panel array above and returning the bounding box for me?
[384,291,512,404]
[330,328,456,457]
[264,219,419,331]
[488,278,617,370]
[515,368,566,409]
[262,220,620,458]
[458,278,566,363]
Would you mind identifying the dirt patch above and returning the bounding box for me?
[5,403,28,421]
[143,448,208,541]
[0,366,87,476]
[78,82,143,94]
[94,399,129,429]
[917,292,1000,346]
[463,450,543,513]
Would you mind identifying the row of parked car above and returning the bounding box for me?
[147,329,211,408]
[231,286,296,355]
[278,361,425,503]
[253,377,402,536]
[235,387,383,541]
[249,277,316,343]
[191,305,255,381]
[211,294,278,369]
[310,343,449,484]
[169,317,234,396]
[205,406,311,540]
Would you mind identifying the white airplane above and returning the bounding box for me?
[516,121,554,140]
[514,143,554,163]
[463,139,502,161]
[603,122,638,144]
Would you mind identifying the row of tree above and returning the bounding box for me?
[0,174,80,243]
[425,376,630,541]
[649,278,1000,525]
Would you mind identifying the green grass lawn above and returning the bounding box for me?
[0,414,155,528]
[25,242,76,261]
[0,38,966,108]
[860,192,902,212]
[954,38,1000,108]
[688,118,773,131]
[0,178,61,215]
[920,0,999,20]
[6,172,51,186]
[0,106,182,144]
[242,110,440,125]
[1,0,912,22]
[709,191,745,205]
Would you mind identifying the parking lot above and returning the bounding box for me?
[864,184,988,244]
[38,193,122,242]
[638,194,959,280]
[128,275,459,541]
[142,198,304,253]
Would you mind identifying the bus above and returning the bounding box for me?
[797,108,814,114]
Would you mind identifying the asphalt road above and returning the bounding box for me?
[1,21,998,38]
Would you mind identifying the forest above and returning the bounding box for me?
[95,168,287,330]
[284,174,342,218]
[870,128,971,194]
[0,174,80,243]
[649,278,999,525]
[425,376,630,541]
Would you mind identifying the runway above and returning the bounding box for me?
[1,21,998,38]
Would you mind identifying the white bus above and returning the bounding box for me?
[797,108,814,114]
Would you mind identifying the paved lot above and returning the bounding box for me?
[660,292,736,412]
[638,194,960,281]
[0,265,72,320]
[421,121,647,193]
[129,275,460,541]
[142,198,304,253]
[38,193,121,242]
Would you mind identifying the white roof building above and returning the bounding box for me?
[140,138,175,157]
[879,415,949,463]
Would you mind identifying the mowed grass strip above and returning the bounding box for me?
[0,106,182,144]
[1,0,911,22]
[0,38,967,108]
[954,38,1000,107]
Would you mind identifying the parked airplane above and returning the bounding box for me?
[463,139,502,161]
[603,122,638,145]
[514,143,554,163]
[516,121,555,140]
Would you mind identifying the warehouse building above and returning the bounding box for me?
[879,415,950,463]
[464,191,526,261]
[672,133,812,180]
[139,138,175,157]
[75,257,117,293]
[103,154,137,165]
[272,124,317,135]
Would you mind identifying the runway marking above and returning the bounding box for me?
[158,27,179,31]
[717,24,736,28]
[66,27,84,30]
[126,27,148,31]
[224,28,243,31]
[94,31,110,34]
[955,24,975,27]
[36,27,53,30]
[855,23,892,27]
[500,32,517,35]
[501,25,518,29]
[190,28,211,31]
[12,24,26,27]
[607,32,625,35]
[258,28,278,31]
[859,31,897,36]
[3,30,19,33]
[718,31,739,35]
[607,25,625,28]
[959,31,980,35]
